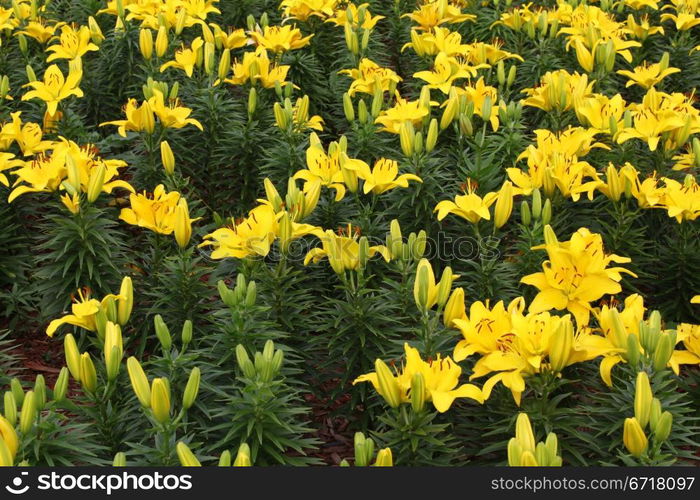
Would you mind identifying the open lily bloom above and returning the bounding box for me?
[354,343,484,413]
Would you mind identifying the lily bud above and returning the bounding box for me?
[150,378,171,424]
[176,442,201,466]
[494,181,514,229]
[19,390,37,435]
[441,96,459,130]
[543,224,558,246]
[139,29,153,59]
[520,200,531,225]
[374,359,402,408]
[33,375,46,410]
[80,353,97,393]
[653,411,672,442]
[154,315,172,350]
[235,344,256,379]
[174,198,193,249]
[413,259,433,312]
[649,397,662,430]
[233,443,252,466]
[373,448,393,466]
[4,392,17,426]
[412,230,427,259]
[10,379,24,407]
[634,372,653,429]
[155,26,168,57]
[343,92,355,122]
[443,287,466,327]
[623,417,648,458]
[113,452,127,466]
[64,333,82,381]
[515,413,535,453]
[127,357,151,408]
[354,432,374,467]
[549,319,573,372]
[160,140,175,175]
[626,333,640,368]
[652,331,675,371]
[435,266,454,307]
[218,451,231,466]
[531,188,542,219]
[399,121,414,156]
[541,199,552,225]
[86,164,106,203]
[182,367,201,410]
[357,99,368,123]
[181,320,193,346]
[117,276,133,326]
[426,118,438,152]
[53,367,69,403]
[411,372,426,413]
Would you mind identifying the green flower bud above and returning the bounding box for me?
[113,452,127,466]
[154,314,172,351]
[4,392,17,427]
[20,390,37,435]
[182,367,201,410]
[53,367,69,403]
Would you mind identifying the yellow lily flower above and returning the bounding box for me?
[574,93,626,135]
[17,19,64,44]
[100,99,156,137]
[339,58,402,97]
[7,153,66,202]
[60,192,80,214]
[522,70,594,112]
[413,52,475,94]
[21,64,84,116]
[347,158,422,195]
[434,181,498,223]
[212,26,248,50]
[304,226,390,273]
[279,0,336,21]
[456,77,500,130]
[249,25,313,53]
[120,184,182,235]
[625,0,659,9]
[626,14,664,40]
[669,323,700,374]
[374,93,433,134]
[353,343,484,412]
[225,48,291,88]
[453,298,523,361]
[51,139,134,195]
[617,88,695,152]
[46,24,99,62]
[403,1,476,31]
[660,11,700,30]
[617,62,680,89]
[659,175,700,223]
[201,204,279,259]
[293,141,348,201]
[0,153,23,188]
[160,37,204,78]
[1,112,54,156]
[411,26,469,57]
[46,287,124,337]
[326,3,384,30]
[463,40,524,66]
[521,226,637,327]
[148,91,204,131]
